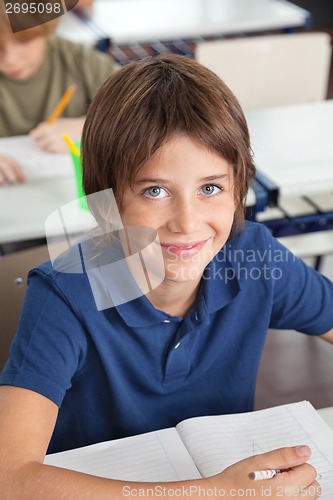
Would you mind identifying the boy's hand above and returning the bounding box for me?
[0,155,25,185]
[29,118,84,154]
[206,445,320,499]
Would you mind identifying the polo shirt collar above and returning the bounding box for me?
[116,294,178,327]
[115,246,241,327]
[202,246,241,313]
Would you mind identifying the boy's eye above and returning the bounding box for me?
[143,186,168,199]
[200,184,221,196]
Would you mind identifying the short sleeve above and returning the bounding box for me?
[0,266,89,406]
[266,231,333,334]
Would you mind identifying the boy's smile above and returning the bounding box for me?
[159,238,210,258]
[121,134,236,287]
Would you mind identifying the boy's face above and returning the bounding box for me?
[0,36,47,80]
[121,135,236,285]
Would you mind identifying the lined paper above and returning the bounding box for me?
[0,136,73,178]
[44,428,201,482]
[176,401,333,498]
[45,401,333,496]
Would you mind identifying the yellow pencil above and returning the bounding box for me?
[47,83,78,124]
[63,134,80,156]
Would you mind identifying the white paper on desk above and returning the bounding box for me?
[0,135,73,178]
[176,401,333,485]
[44,401,333,496]
[44,427,201,482]
[176,401,333,498]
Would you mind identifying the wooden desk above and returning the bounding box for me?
[57,0,311,46]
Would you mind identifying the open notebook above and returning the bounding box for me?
[44,401,333,496]
[0,135,73,179]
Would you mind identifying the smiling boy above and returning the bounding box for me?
[0,54,331,499]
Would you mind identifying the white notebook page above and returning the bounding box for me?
[0,136,73,179]
[44,427,201,482]
[176,401,333,498]
[44,401,333,495]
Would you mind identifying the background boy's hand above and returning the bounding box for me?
[29,118,84,154]
[207,445,320,499]
[0,155,25,186]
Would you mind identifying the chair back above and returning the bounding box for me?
[0,244,49,371]
[195,32,332,111]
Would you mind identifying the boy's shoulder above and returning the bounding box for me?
[48,35,93,58]
[48,35,118,74]
[50,35,85,49]
[49,35,113,61]
[230,220,273,248]
[29,235,122,285]
[28,242,88,286]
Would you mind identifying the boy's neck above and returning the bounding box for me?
[146,279,201,318]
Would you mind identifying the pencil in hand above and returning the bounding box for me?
[249,469,281,480]
[47,84,78,124]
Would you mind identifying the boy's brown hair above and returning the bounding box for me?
[0,5,59,47]
[82,54,256,235]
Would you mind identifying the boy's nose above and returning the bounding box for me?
[167,200,201,234]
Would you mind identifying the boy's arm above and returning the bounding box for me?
[0,385,319,499]
[0,385,135,499]
[320,328,333,343]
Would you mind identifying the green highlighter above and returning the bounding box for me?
[64,135,89,211]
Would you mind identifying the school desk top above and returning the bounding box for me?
[0,136,95,245]
[0,176,95,245]
[57,0,310,45]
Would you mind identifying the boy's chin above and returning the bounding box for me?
[164,263,205,284]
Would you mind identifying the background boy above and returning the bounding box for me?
[0,7,118,184]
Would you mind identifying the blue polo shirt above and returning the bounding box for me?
[1,221,332,454]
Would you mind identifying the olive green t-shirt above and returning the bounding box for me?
[0,36,118,137]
